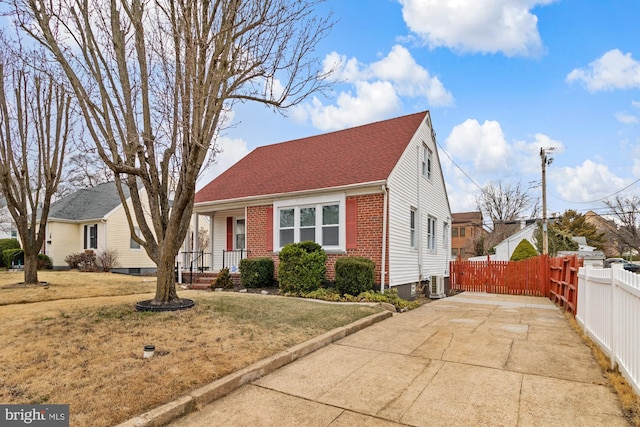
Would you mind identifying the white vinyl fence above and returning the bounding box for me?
[577,264,640,395]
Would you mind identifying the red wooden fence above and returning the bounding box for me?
[449,255,582,314]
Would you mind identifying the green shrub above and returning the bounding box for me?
[3,248,23,268]
[0,239,20,268]
[212,267,234,289]
[334,256,375,296]
[240,258,274,288]
[37,254,53,270]
[510,239,538,261]
[278,241,327,294]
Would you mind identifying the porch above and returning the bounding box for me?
[176,249,249,288]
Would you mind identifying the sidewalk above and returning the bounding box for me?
[169,292,629,426]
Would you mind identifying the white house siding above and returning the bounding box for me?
[211,208,245,271]
[104,203,157,270]
[46,222,82,267]
[387,117,451,289]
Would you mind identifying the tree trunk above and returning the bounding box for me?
[23,253,39,285]
[152,251,179,305]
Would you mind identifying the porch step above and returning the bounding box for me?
[181,272,241,290]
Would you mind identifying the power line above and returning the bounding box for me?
[548,176,640,205]
[435,139,484,192]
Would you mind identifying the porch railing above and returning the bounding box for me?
[178,251,212,284]
[222,249,249,272]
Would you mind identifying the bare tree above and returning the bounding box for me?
[0,59,71,284]
[13,0,334,306]
[56,150,114,198]
[476,181,537,252]
[604,195,640,255]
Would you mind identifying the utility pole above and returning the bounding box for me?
[540,148,554,255]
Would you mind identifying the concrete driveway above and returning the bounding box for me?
[170,292,628,426]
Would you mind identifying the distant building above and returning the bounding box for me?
[451,211,484,260]
[584,210,619,257]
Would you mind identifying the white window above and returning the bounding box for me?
[274,195,345,250]
[422,144,432,179]
[279,208,295,246]
[427,216,436,252]
[130,227,141,249]
[322,204,339,246]
[410,208,417,249]
[299,207,316,242]
[235,218,246,249]
[84,224,98,249]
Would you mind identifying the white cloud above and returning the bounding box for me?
[552,160,627,203]
[196,136,250,190]
[298,45,453,131]
[615,111,639,125]
[567,49,640,92]
[304,81,402,131]
[445,119,512,174]
[398,0,556,57]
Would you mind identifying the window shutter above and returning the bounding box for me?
[266,207,273,251]
[226,217,233,251]
[346,199,357,249]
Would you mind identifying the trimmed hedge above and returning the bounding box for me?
[510,239,538,261]
[0,239,20,268]
[37,254,53,270]
[278,241,326,294]
[334,256,375,296]
[3,248,23,268]
[213,267,234,289]
[240,257,274,288]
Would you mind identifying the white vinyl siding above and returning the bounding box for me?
[211,208,245,271]
[387,118,451,287]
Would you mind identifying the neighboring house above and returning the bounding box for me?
[0,198,18,240]
[193,111,452,299]
[44,182,158,274]
[584,210,619,257]
[470,222,537,261]
[451,211,484,260]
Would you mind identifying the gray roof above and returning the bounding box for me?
[48,182,130,221]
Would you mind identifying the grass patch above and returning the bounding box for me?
[565,312,640,426]
[0,270,156,305]
[0,272,381,426]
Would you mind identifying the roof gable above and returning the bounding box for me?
[196,112,429,204]
[48,182,130,221]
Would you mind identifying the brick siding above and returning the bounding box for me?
[246,194,388,284]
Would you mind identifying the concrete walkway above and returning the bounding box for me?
[170,292,629,427]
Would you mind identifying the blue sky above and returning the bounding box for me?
[199,0,640,220]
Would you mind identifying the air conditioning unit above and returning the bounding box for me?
[430,275,446,299]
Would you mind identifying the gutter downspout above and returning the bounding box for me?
[381,184,388,294]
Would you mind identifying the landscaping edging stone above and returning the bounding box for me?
[115,309,393,427]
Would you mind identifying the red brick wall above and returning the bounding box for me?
[246,194,388,284]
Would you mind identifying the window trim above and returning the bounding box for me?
[273,194,346,252]
[235,218,246,250]
[427,216,436,253]
[422,144,433,180]
[410,207,417,249]
[84,224,98,250]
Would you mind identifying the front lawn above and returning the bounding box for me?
[0,271,381,426]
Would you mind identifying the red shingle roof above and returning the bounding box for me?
[195,111,429,204]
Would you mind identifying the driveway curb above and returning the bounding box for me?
[115,309,393,427]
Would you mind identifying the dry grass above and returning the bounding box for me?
[0,272,381,426]
[565,312,640,426]
[0,270,156,305]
